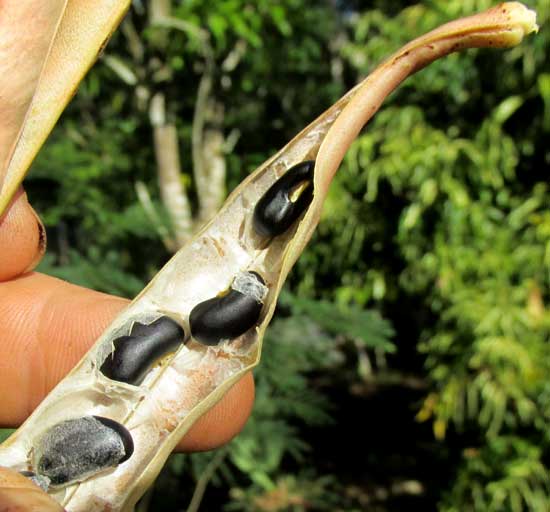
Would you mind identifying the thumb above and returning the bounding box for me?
[0,466,63,512]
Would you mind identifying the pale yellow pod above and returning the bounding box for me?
[0,3,538,512]
[0,0,131,216]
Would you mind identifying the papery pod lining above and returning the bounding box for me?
[0,3,538,511]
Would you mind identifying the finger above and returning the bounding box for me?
[0,272,254,451]
[0,188,45,281]
[177,371,255,452]
[0,272,127,424]
[0,467,63,512]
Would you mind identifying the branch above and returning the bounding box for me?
[197,122,226,226]
[186,448,228,512]
[192,59,227,227]
[150,92,193,247]
[135,181,177,252]
[191,66,213,203]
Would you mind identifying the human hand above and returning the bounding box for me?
[0,189,255,509]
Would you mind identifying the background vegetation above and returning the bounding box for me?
[8,0,550,510]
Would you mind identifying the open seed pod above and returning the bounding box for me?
[0,3,538,511]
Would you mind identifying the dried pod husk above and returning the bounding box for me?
[0,4,538,511]
[190,271,267,346]
[253,160,315,237]
[34,416,134,486]
[100,316,186,385]
[0,0,131,216]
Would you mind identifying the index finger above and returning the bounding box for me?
[0,191,255,452]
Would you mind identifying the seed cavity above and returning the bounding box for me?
[190,271,267,346]
[253,160,315,237]
[100,315,186,385]
[34,416,134,486]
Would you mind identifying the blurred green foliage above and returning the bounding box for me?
[24,0,550,510]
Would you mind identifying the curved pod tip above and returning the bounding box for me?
[502,2,538,36]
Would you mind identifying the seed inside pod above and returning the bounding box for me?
[190,271,267,346]
[35,416,134,486]
[253,160,315,237]
[100,315,186,385]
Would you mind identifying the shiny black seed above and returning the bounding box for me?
[100,316,185,385]
[36,416,133,486]
[253,160,315,237]
[190,272,266,346]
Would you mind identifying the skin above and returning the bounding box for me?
[0,189,255,511]
[0,4,536,509]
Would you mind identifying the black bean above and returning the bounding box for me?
[100,316,185,385]
[253,160,315,237]
[190,272,267,346]
[35,416,134,486]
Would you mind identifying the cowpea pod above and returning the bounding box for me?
[0,4,538,511]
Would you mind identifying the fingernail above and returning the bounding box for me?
[23,202,47,274]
